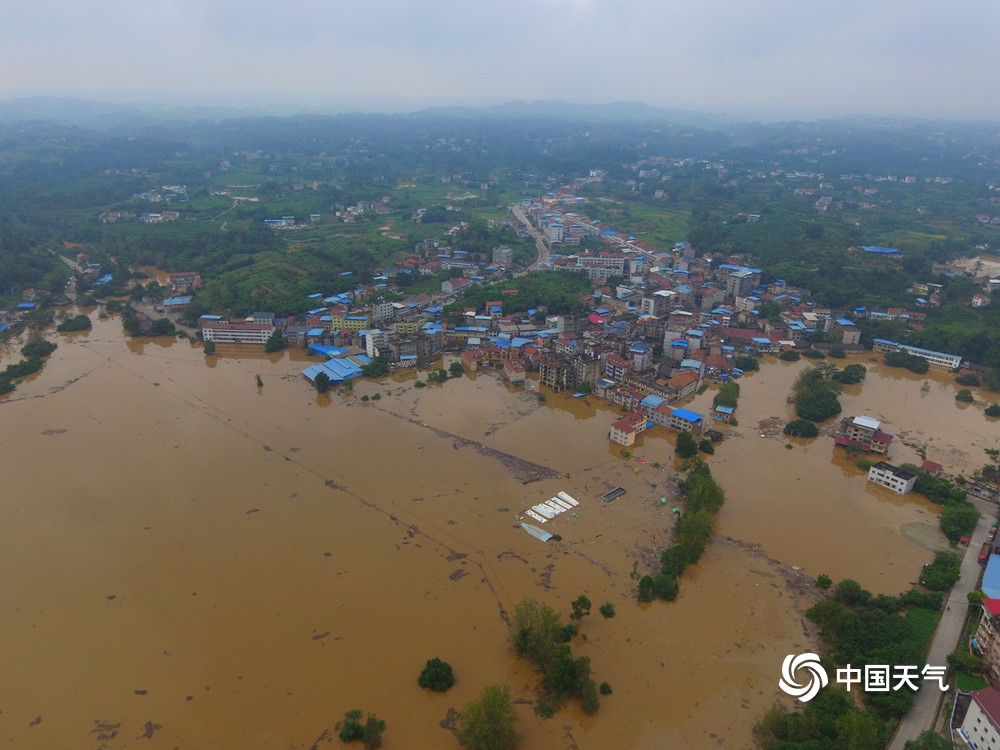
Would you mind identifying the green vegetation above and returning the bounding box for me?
[816,574,832,589]
[569,595,592,621]
[956,373,981,386]
[507,598,600,715]
[733,355,759,372]
[801,349,826,359]
[919,551,962,590]
[956,388,974,402]
[598,603,615,619]
[778,350,800,361]
[987,403,1000,417]
[640,462,725,603]
[426,368,449,384]
[313,372,330,393]
[0,335,57,396]
[712,381,740,409]
[444,271,590,321]
[148,317,175,336]
[698,438,715,454]
[56,313,92,332]
[899,463,978,543]
[454,683,519,750]
[828,347,847,359]
[335,709,385,748]
[263,329,288,353]
[884,350,929,374]
[417,657,455,692]
[362,354,390,379]
[755,578,944,747]
[832,363,867,384]
[203,340,216,355]
[449,361,464,378]
[675,430,698,459]
[903,730,960,750]
[792,365,843,422]
[783,419,819,438]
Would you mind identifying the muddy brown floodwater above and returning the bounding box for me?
[1,317,995,749]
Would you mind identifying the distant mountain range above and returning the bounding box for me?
[0,96,744,130]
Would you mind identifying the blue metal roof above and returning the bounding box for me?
[671,408,703,422]
[309,344,349,358]
[985,555,1000,599]
[163,296,191,306]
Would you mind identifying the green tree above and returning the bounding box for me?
[986,403,1000,417]
[833,579,869,606]
[362,354,390,378]
[675,430,698,459]
[784,419,819,437]
[362,713,386,750]
[816,574,832,589]
[314,371,330,393]
[956,389,974,402]
[203,340,216,355]
[418,657,455,692]
[454,683,520,750]
[149,317,175,336]
[508,598,561,670]
[598,603,615,618]
[449,361,464,378]
[264,329,288,353]
[569,594,591,621]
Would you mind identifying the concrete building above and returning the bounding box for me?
[835,415,893,455]
[200,316,275,344]
[959,686,1000,749]
[974,599,1000,684]
[867,462,917,494]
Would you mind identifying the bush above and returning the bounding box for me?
[919,551,962,591]
[57,314,92,332]
[956,389,974,403]
[698,439,715,454]
[778,350,801,361]
[816,574,832,589]
[418,657,455,692]
[675,430,698,459]
[599,681,613,695]
[987,403,1000,417]
[957,373,981,387]
[734,356,759,372]
[828,347,847,359]
[802,349,825,359]
[598,603,615,619]
[203,340,216,355]
[784,419,819,437]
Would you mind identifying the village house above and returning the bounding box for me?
[609,411,651,447]
[866,462,916,494]
[835,415,893,455]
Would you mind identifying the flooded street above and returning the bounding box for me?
[0,320,992,749]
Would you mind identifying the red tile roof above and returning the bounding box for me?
[973,687,1000,731]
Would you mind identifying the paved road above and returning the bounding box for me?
[888,497,995,749]
[511,204,550,269]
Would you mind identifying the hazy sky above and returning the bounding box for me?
[3,0,998,120]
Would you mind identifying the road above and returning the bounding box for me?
[511,204,550,269]
[887,497,995,749]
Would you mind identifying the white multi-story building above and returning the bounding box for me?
[960,687,1000,749]
[867,462,917,494]
[200,316,275,344]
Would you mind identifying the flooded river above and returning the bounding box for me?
[0,318,993,749]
